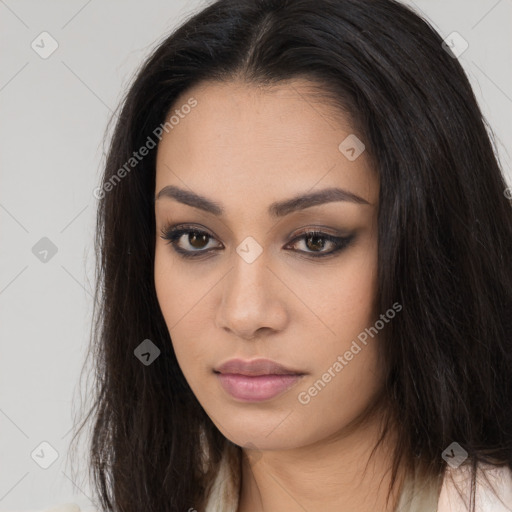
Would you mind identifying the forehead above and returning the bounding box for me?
[155,79,378,206]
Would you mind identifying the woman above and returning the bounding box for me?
[62,0,512,511]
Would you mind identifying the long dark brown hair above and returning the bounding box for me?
[69,0,512,510]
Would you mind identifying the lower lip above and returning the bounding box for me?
[215,373,304,402]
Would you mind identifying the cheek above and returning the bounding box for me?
[342,235,379,318]
[296,241,382,407]
[293,343,384,447]
[154,246,178,325]
[306,237,379,342]
[154,245,213,377]
[298,278,382,425]
[154,244,200,327]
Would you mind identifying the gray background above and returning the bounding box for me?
[0,0,511,510]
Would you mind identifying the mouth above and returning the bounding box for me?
[213,358,306,402]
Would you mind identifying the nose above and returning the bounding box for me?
[215,250,289,340]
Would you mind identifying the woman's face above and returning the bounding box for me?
[154,79,382,452]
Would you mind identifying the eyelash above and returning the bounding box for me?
[159,223,355,260]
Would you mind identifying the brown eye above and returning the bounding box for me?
[285,230,355,258]
[304,233,329,252]
[188,231,210,249]
[159,225,223,258]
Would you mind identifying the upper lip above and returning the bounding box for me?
[214,358,305,376]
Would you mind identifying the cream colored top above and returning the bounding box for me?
[41,459,512,512]
[202,451,512,512]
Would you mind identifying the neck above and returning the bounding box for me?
[237,413,406,512]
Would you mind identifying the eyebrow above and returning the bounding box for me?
[154,185,370,217]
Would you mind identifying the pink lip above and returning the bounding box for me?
[216,373,304,401]
[214,358,305,402]
[214,357,304,376]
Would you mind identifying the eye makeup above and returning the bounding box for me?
[159,222,356,260]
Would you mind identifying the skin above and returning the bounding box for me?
[154,79,404,512]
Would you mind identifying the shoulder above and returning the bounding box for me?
[437,463,512,512]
